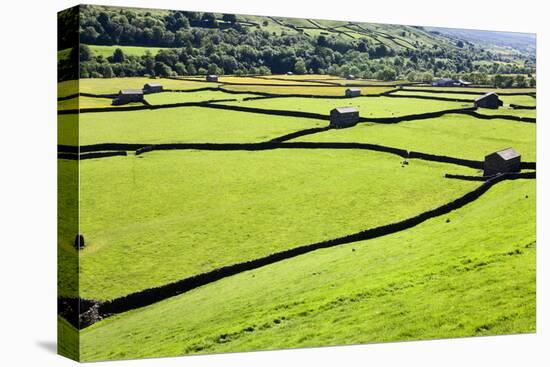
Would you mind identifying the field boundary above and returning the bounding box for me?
[59,171,535,329]
[58,96,535,123]
[401,87,536,97]
[58,141,536,171]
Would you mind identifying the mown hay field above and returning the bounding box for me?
[74,150,478,300]
[58,77,219,97]
[79,179,535,361]
[216,76,331,85]
[401,86,536,94]
[220,84,394,96]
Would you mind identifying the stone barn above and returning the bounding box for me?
[475,92,503,109]
[483,148,521,176]
[143,83,163,94]
[345,88,361,98]
[112,89,144,105]
[346,74,356,80]
[330,107,359,128]
[286,71,294,75]
[206,74,219,82]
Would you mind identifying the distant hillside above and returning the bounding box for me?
[425,27,536,56]
[58,4,535,85]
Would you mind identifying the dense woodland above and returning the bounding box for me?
[58,5,536,87]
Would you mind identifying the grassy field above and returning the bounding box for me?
[256,74,341,81]
[75,150,478,300]
[58,77,218,97]
[144,90,259,105]
[220,84,394,96]
[78,179,535,361]
[392,90,536,108]
[87,44,168,58]
[59,107,325,146]
[478,107,536,119]
[217,76,330,85]
[401,86,536,94]
[58,96,143,110]
[296,113,536,161]
[217,96,469,117]
[57,74,536,361]
[393,90,481,100]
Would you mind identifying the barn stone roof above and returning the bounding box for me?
[475,92,499,102]
[144,83,162,87]
[333,107,359,114]
[494,147,520,161]
[119,89,143,95]
[346,87,361,92]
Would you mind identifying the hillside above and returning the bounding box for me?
[57,5,535,85]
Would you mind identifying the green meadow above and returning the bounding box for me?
[57,77,218,97]
[57,75,536,361]
[217,95,469,117]
[76,150,478,300]
[79,179,535,360]
[296,113,536,161]
[87,44,168,58]
[58,107,325,146]
[143,90,258,105]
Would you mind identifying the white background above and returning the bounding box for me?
[0,0,547,365]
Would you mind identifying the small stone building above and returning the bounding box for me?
[483,147,521,176]
[286,71,294,75]
[330,107,360,128]
[432,78,455,87]
[346,74,356,80]
[206,74,219,82]
[112,89,144,105]
[143,83,163,94]
[475,92,503,109]
[345,88,361,98]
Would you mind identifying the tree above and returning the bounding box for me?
[101,64,114,78]
[78,44,92,62]
[154,61,172,77]
[222,14,237,24]
[201,12,218,28]
[112,48,125,63]
[375,66,396,81]
[514,75,527,88]
[294,58,306,74]
[174,62,187,75]
[207,63,220,75]
[456,40,464,48]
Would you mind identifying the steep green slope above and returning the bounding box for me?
[79,179,535,361]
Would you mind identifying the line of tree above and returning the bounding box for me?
[58,5,536,86]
